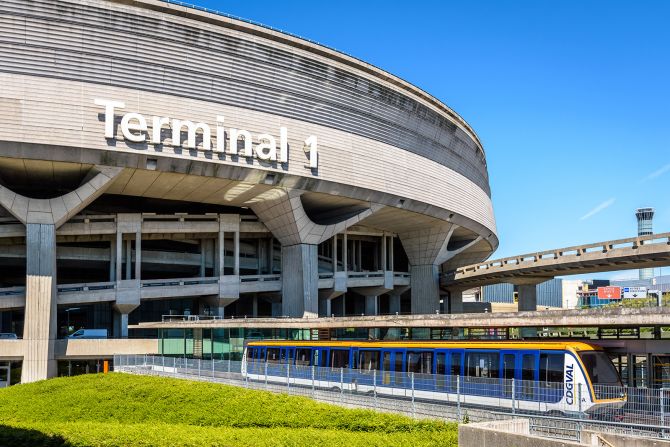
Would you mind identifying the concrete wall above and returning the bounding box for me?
[459,419,583,447]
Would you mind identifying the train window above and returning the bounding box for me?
[540,353,564,383]
[466,352,500,379]
[436,353,446,375]
[578,351,622,386]
[247,348,256,362]
[359,351,380,372]
[267,348,280,363]
[522,354,535,381]
[296,348,311,366]
[503,354,515,380]
[451,353,462,376]
[331,349,350,368]
[407,351,433,374]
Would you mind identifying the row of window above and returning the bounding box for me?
[249,347,566,383]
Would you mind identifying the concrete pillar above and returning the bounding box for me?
[356,240,362,272]
[410,264,440,314]
[343,231,348,273]
[332,234,338,273]
[447,289,464,314]
[518,284,538,312]
[134,230,141,281]
[381,235,387,271]
[115,232,123,281]
[252,295,258,317]
[389,236,394,271]
[365,296,378,315]
[389,293,401,314]
[234,230,240,275]
[217,229,224,276]
[125,238,131,280]
[200,239,206,277]
[21,223,58,383]
[109,239,115,281]
[281,244,318,318]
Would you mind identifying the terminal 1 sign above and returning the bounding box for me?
[94,99,319,169]
[597,286,621,299]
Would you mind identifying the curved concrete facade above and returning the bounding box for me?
[0,0,496,381]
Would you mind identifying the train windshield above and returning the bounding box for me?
[578,351,622,387]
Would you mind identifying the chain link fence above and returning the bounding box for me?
[114,354,670,442]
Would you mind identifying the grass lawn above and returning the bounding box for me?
[0,373,458,446]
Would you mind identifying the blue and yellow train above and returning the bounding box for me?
[242,340,626,415]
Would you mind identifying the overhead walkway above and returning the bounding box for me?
[442,232,670,311]
[0,271,411,310]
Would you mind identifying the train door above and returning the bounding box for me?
[0,364,9,388]
[448,350,464,392]
[381,350,394,385]
[435,350,447,391]
[520,351,538,401]
[501,351,517,398]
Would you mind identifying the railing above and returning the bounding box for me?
[140,277,218,288]
[58,281,116,293]
[0,286,25,296]
[239,275,281,283]
[456,232,670,275]
[115,354,670,442]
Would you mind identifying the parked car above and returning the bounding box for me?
[67,329,108,339]
[0,333,18,339]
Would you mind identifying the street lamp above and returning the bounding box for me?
[65,307,80,335]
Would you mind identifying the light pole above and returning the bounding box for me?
[65,307,80,335]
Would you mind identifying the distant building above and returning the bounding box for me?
[636,208,655,280]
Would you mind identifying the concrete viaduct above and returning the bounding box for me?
[441,232,670,311]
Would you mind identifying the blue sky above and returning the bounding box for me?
[192,0,669,279]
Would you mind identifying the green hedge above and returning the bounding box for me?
[0,374,457,446]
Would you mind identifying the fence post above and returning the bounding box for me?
[373,369,377,406]
[311,364,316,397]
[578,383,583,416]
[173,356,177,378]
[457,375,461,422]
[661,387,666,436]
[197,358,201,378]
[162,355,165,373]
[144,353,147,366]
[511,379,516,416]
[265,361,268,390]
[228,357,231,374]
[340,367,344,402]
[411,372,416,419]
[286,363,290,392]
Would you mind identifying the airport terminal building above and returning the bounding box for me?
[0,0,496,382]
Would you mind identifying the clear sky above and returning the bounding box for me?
[191,0,669,279]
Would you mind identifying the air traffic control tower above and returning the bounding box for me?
[636,207,655,280]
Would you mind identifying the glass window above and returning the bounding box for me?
[465,352,500,379]
[436,353,446,375]
[359,351,380,372]
[450,353,462,376]
[503,354,515,380]
[522,354,535,381]
[407,351,433,374]
[330,349,350,368]
[296,348,311,366]
[540,353,564,383]
[267,348,280,363]
[579,351,622,386]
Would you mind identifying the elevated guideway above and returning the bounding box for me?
[442,232,670,310]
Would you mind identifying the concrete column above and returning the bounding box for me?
[365,296,378,315]
[343,231,348,273]
[518,284,538,312]
[200,239,206,277]
[389,293,401,314]
[115,232,123,281]
[234,230,240,275]
[356,240,362,272]
[109,239,115,282]
[125,238,131,280]
[390,236,394,271]
[410,264,440,314]
[217,230,224,276]
[21,223,58,383]
[332,234,338,273]
[447,289,464,314]
[118,313,129,338]
[381,235,387,271]
[281,244,319,318]
[134,230,141,281]
[252,295,258,317]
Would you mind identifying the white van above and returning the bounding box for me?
[67,329,108,339]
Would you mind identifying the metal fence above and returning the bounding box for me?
[114,354,670,442]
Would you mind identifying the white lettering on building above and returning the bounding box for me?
[94,99,316,168]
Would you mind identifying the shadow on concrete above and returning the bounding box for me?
[0,425,70,447]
